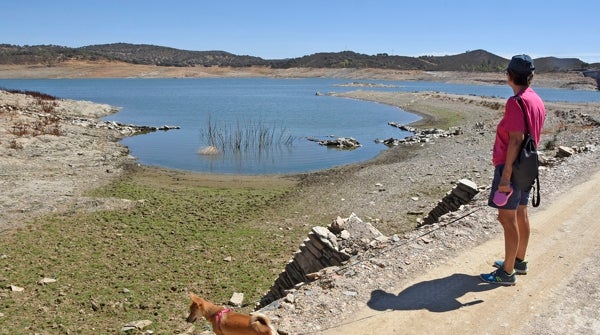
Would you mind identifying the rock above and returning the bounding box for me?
[179,325,196,335]
[284,293,295,303]
[557,146,575,157]
[306,272,320,280]
[329,216,345,234]
[229,292,244,306]
[197,145,220,155]
[312,226,339,249]
[121,320,152,332]
[375,235,389,243]
[343,290,358,297]
[421,236,434,244]
[280,301,295,311]
[370,258,387,268]
[457,178,478,191]
[10,285,24,292]
[38,277,57,285]
[157,125,180,131]
[309,137,361,149]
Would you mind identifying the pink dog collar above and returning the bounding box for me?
[216,308,232,329]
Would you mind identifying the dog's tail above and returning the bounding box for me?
[250,312,275,334]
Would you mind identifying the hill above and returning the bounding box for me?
[1,43,597,73]
[80,43,266,67]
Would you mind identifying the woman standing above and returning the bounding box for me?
[480,55,546,285]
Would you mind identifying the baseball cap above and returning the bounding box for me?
[507,54,535,74]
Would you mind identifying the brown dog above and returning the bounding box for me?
[186,293,275,335]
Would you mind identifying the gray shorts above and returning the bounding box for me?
[488,164,530,210]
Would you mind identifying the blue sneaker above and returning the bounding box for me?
[493,259,528,275]
[480,268,516,286]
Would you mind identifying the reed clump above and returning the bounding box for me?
[200,117,296,154]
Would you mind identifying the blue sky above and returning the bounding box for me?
[2,0,599,63]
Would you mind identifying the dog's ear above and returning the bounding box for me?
[189,293,202,304]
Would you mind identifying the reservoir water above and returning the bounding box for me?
[1,78,598,174]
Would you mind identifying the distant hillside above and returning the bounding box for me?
[0,43,597,73]
[80,43,266,67]
[269,51,432,70]
[534,57,589,72]
[417,49,508,71]
[0,44,95,65]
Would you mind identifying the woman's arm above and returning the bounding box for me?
[499,131,524,192]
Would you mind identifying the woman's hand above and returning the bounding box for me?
[500,130,524,193]
[498,177,512,193]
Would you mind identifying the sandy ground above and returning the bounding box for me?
[1,63,599,334]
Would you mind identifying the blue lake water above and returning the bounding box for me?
[1,78,598,174]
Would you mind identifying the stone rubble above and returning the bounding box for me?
[307,136,362,149]
[382,122,463,145]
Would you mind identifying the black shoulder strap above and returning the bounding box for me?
[514,96,531,135]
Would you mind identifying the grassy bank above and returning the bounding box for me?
[0,166,305,334]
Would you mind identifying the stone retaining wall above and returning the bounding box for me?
[421,179,479,226]
[259,214,386,307]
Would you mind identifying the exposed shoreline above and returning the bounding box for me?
[1,61,598,91]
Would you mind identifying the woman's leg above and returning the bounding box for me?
[498,208,519,273]
[516,205,530,260]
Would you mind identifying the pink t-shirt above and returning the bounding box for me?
[492,87,546,166]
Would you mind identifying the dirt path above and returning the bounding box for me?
[321,170,600,335]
